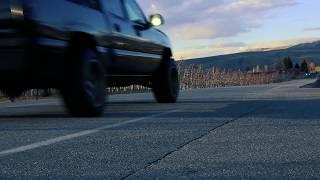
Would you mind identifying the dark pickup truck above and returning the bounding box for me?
[0,0,179,116]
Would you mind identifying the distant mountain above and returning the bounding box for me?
[180,41,320,71]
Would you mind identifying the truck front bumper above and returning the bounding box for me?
[0,36,66,88]
[0,48,26,71]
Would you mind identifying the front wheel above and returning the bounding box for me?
[61,48,107,117]
[152,59,179,103]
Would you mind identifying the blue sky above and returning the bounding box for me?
[137,0,320,59]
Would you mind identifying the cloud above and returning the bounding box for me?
[220,0,296,14]
[244,37,320,50]
[175,41,247,59]
[174,37,320,59]
[304,27,320,32]
[138,0,296,41]
[212,41,247,48]
[175,46,243,60]
[137,0,301,59]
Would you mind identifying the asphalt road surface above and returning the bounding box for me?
[0,79,320,179]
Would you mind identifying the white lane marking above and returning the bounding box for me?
[0,100,10,104]
[0,109,179,158]
[7,102,58,108]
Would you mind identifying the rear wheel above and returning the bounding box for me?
[152,59,179,103]
[61,48,107,117]
[1,88,25,102]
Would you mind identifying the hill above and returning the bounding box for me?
[180,41,320,71]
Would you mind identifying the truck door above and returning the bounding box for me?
[100,0,133,74]
[122,0,163,74]
[101,0,162,75]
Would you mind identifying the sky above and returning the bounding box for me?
[137,0,320,59]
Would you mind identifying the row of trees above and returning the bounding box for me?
[277,56,311,73]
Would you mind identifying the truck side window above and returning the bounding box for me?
[67,0,83,5]
[67,0,100,10]
[101,0,125,18]
[87,0,100,10]
[123,0,147,24]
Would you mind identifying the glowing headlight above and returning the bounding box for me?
[11,7,24,17]
[150,14,164,27]
[151,16,162,26]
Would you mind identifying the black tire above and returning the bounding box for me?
[1,88,24,98]
[152,59,179,103]
[1,88,25,102]
[61,48,107,117]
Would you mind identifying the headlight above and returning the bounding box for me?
[11,7,24,17]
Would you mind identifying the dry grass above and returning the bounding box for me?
[105,64,294,93]
[0,64,295,100]
[177,64,291,90]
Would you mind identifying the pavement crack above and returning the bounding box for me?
[121,104,270,179]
